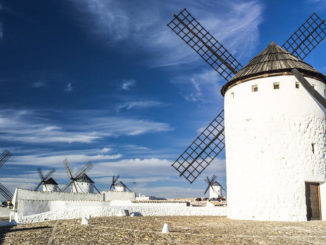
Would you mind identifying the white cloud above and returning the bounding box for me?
[101,147,111,153]
[0,109,172,144]
[121,79,136,91]
[32,81,46,88]
[1,150,226,199]
[171,69,221,103]
[13,153,122,167]
[116,100,166,111]
[69,0,263,66]
[64,82,73,92]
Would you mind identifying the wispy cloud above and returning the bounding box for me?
[0,109,173,144]
[121,79,136,91]
[171,69,221,103]
[116,100,166,111]
[32,81,46,88]
[64,82,73,92]
[69,0,263,66]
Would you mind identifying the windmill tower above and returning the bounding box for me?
[62,159,100,194]
[204,175,223,199]
[168,9,326,221]
[72,173,96,193]
[43,178,60,192]
[110,176,132,192]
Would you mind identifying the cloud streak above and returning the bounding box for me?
[121,79,136,91]
[116,100,166,111]
[69,0,263,66]
[0,109,172,144]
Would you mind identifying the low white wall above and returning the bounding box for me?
[14,188,104,202]
[14,200,227,223]
[103,191,135,201]
[0,207,9,218]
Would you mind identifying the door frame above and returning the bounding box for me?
[305,182,322,221]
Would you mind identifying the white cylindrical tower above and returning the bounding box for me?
[114,182,126,192]
[222,42,326,221]
[42,178,59,192]
[72,173,95,193]
[209,183,222,199]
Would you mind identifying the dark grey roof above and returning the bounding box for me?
[44,177,58,185]
[76,173,94,183]
[212,181,221,187]
[221,42,326,95]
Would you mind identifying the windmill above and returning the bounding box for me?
[34,168,60,192]
[62,159,100,193]
[204,175,225,200]
[109,175,132,192]
[109,175,120,190]
[168,9,326,221]
[0,150,13,201]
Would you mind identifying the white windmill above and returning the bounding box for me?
[62,159,100,194]
[34,168,60,192]
[168,9,326,221]
[110,175,132,192]
[204,175,224,200]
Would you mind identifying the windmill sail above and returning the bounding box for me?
[167,8,242,81]
[168,9,326,184]
[0,182,13,200]
[282,13,326,60]
[0,150,12,169]
[172,110,225,183]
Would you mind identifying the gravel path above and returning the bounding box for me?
[1,216,326,244]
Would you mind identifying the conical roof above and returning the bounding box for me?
[221,42,326,95]
[76,173,94,183]
[44,177,58,185]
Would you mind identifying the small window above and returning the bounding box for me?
[312,143,315,154]
[273,82,280,89]
[252,85,258,92]
[231,92,234,98]
[295,82,300,89]
[312,84,316,89]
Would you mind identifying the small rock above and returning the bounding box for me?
[162,223,170,233]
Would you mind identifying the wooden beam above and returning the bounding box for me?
[292,69,326,109]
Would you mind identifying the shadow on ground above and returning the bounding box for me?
[0,226,50,245]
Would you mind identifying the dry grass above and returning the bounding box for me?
[1,216,326,244]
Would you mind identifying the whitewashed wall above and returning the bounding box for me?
[13,200,226,224]
[224,75,326,221]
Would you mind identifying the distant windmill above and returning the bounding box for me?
[109,175,120,190]
[62,159,100,193]
[110,175,132,192]
[34,168,60,192]
[204,175,225,199]
[0,150,13,201]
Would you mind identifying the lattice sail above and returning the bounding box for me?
[167,9,242,81]
[282,12,326,60]
[172,110,225,184]
[0,182,13,200]
[0,150,12,169]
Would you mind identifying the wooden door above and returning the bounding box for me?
[305,182,321,220]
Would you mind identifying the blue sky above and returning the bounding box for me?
[0,0,326,199]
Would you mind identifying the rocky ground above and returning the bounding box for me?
[1,216,326,244]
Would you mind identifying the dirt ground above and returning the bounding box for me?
[1,216,326,245]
